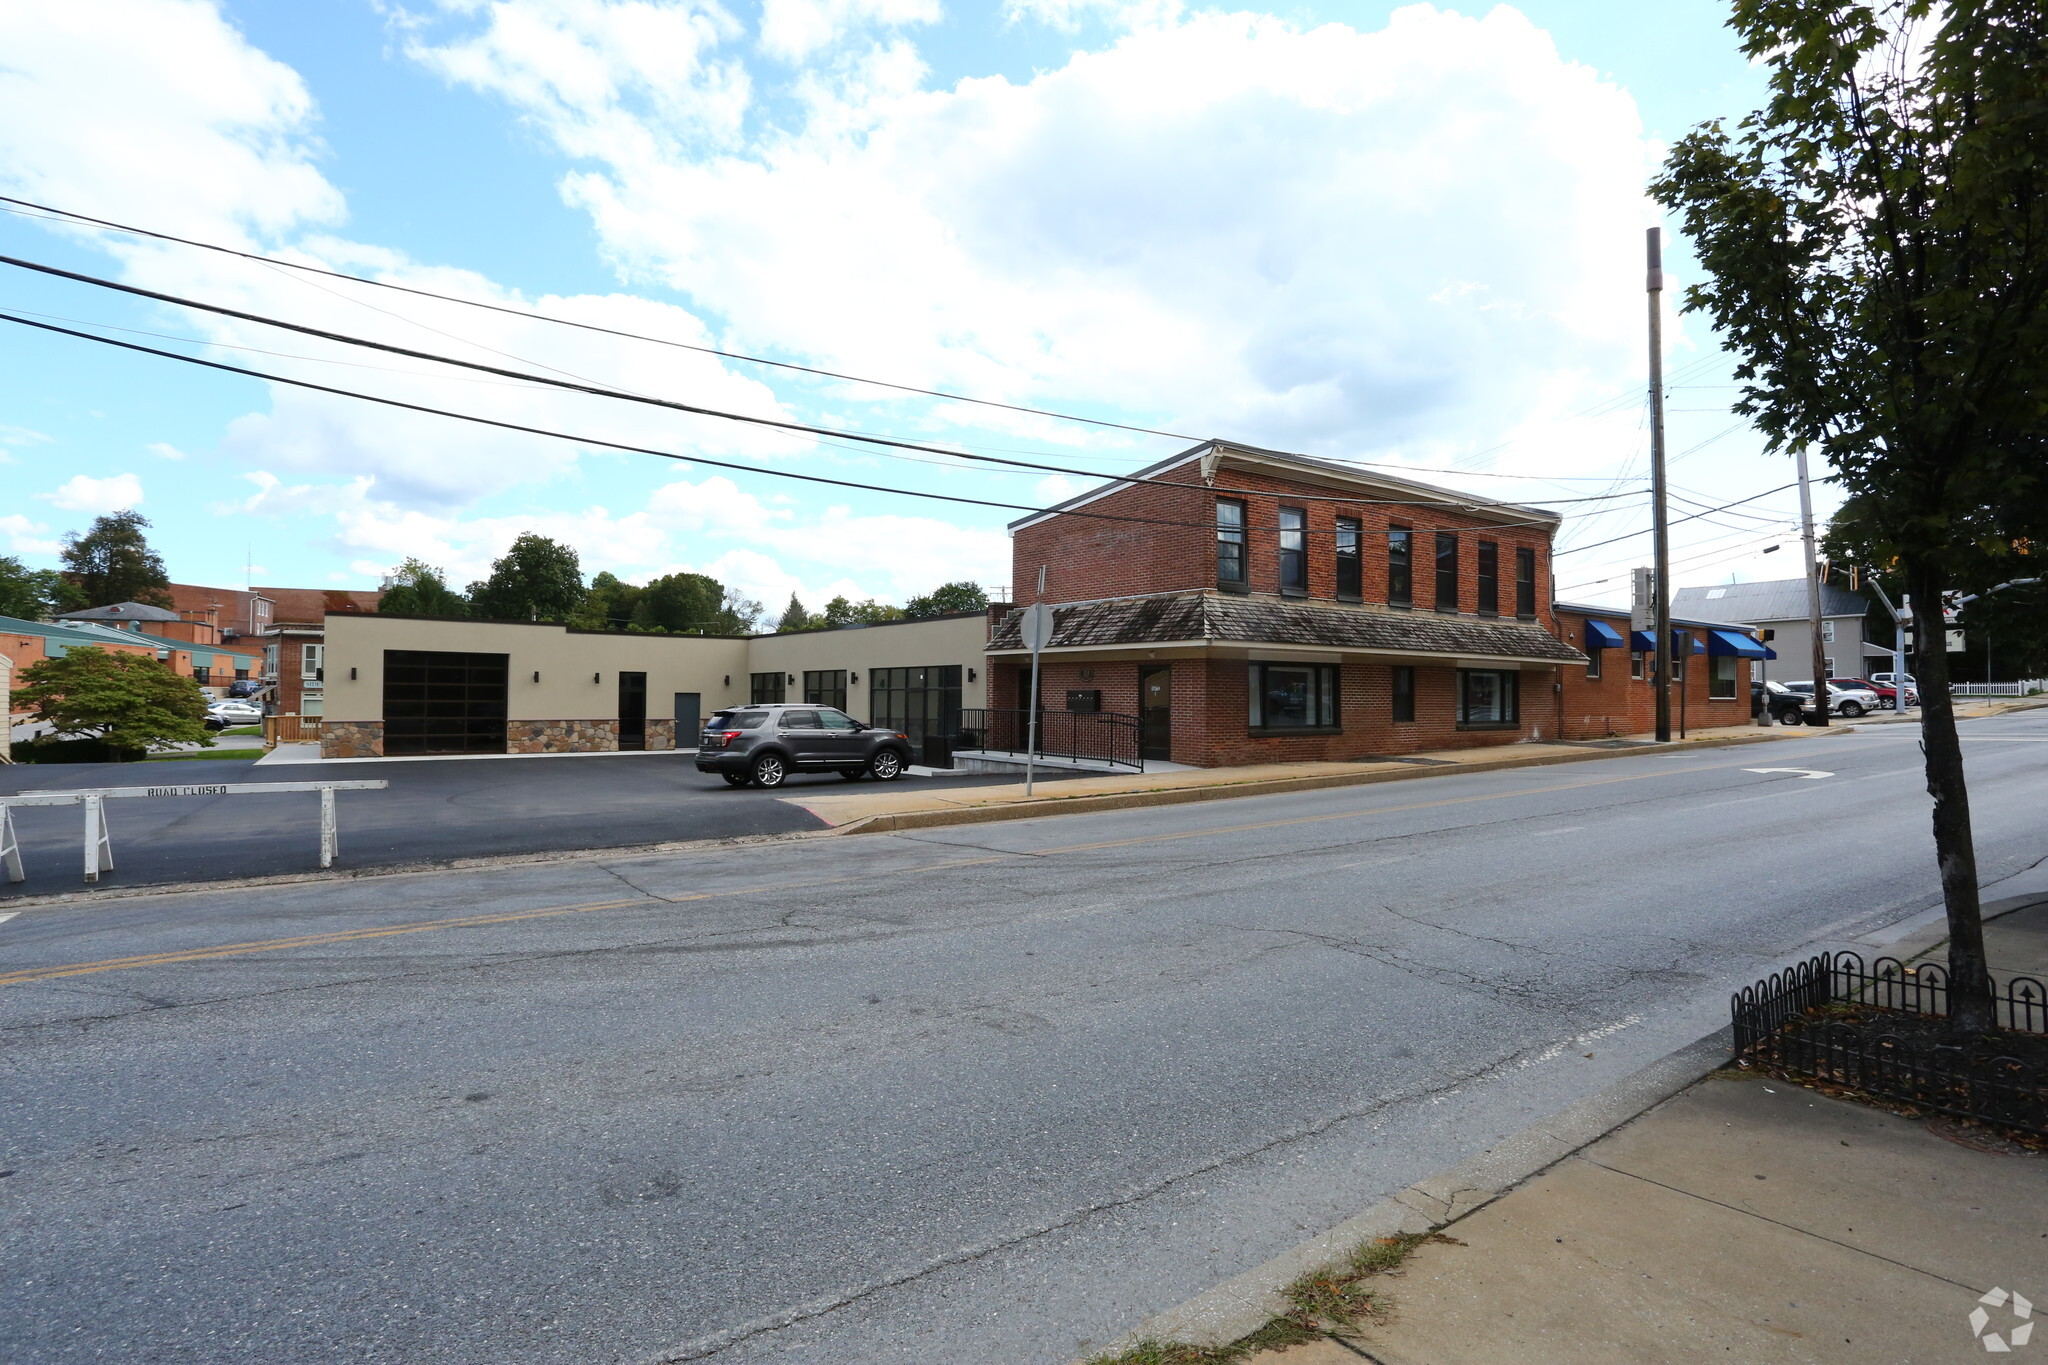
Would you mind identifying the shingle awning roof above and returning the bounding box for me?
[989,592,1585,664]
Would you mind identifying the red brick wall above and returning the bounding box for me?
[1552,609,1754,738]
[264,587,381,621]
[1012,458,1558,630]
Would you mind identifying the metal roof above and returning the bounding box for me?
[59,601,184,622]
[1671,578,1868,623]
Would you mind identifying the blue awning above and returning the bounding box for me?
[1763,646,1778,660]
[1628,629,1707,653]
[1706,628,1768,660]
[1584,620,1626,650]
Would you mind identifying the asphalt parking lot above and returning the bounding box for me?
[0,753,1036,896]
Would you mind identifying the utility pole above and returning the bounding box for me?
[1796,446,1830,726]
[1869,578,1909,709]
[1647,228,1673,743]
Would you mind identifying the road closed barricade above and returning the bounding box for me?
[0,780,389,885]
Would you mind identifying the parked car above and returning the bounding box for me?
[226,678,265,699]
[695,704,914,788]
[1753,679,1808,725]
[1784,680,1882,718]
[204,699,264,731]
[1831,676,1917,710]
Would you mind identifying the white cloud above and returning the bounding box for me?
[147,441,187,460]
[411,2,1664,468]
[0,425,53,447]
[42,472,144,513]
[0,514,63,557]
[759,0,940,62]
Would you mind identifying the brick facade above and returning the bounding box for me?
[1551,606,1759,739]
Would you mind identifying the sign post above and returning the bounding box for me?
[1019,603,1055,797]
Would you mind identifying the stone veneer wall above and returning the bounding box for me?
[644,719,676,751]
[322,720,385,759]
[508,719,620,753]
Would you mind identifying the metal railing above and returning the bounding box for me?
[952,708,1144,772]
[1732,951,2048,1135]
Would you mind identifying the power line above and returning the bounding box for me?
[0,311,1579,538]
[0,193,1203,443]
[1551,483,1803,557]
[1,251,1646,518]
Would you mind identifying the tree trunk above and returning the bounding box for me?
[1906,556,1994,1033]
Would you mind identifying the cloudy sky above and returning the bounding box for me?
[0,0,1822,613]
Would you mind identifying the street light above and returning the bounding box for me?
[1955,578,2042,691]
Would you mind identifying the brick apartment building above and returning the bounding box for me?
[986,441,1586,766]
[1551,602,1768,740]
[166,583,381,642]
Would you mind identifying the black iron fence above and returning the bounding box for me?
[1732,951,2048,1135]
[952,708,1144,773]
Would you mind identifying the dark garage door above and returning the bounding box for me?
[384,650,509,756]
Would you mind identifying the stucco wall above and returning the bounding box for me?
[322,615,751,723]
[745,614,989,716]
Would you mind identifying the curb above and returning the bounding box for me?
[1096,1025,1736,1355]
[830,729,1818,836]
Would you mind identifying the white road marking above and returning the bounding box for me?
[1745,767,1835,779]
[0,912,17,924]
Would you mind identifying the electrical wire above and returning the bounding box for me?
[1551,483,1803,556]
[0,311,1583,538]
[0,251,1650,519]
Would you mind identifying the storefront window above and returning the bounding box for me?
[1457,669,1519,726]
[1249,662,1338,730]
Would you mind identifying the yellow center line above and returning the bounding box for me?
[0,856,1012,986]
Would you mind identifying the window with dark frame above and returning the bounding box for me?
[1477,540,1499,615]
[803,669,847,711]
[1392,665,1415,722]
[1711,655,1737,699]
[1456,668,1520,727]
[1435,532,1459,612]
[1335,516,1362,599]
[750,672,786,704]
[1631,650,1645,680]
[1248,661,1338,730]
[1387,526,1412,607]
[1216,499,1247,588]
[1515,546,1537,618]
[1278,506,1308,593]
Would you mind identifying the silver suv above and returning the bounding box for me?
[695,704,913,788]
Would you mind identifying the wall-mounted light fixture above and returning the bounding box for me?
[849,671,858,684]
[967,667,977,682]
[787,673,796,684]
[349,666,357,680]
[532,670,540,683]
[723,675,731,686]
[593,672,601,684]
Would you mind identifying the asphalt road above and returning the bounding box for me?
[4,712,2047,1364]
[0,755,1047,897]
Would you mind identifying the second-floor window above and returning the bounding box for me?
[1477,540,1499,615]
[1435,532,1459,612]
[1278,507,1307,593]
[1388,527,1412,607]
[1216,499,1247,588]
[1335,517,1362,599]
[302,643,324,684]
[1516,546,1537,617]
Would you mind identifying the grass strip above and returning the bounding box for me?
[140,750,266,763]
[1084,1231,1457,1365]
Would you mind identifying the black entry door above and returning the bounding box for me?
[1138,665,1172,761]
[618,672,647,750]
[674,692,701,747]
[383,650,508,756]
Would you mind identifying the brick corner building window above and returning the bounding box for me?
[1477,540,1498,616]
[1249,661,1338,731]
[1278,506,1308,595]
[1435,532,1459,612]
[1711,655,1737,699]
[1515,547,1537,619]
[1387,527,1412,608]
[1456,668,1519,729]
[1216,499,1248,591]
[1586,648,1602,679]
[751,672,785,704]
[1391,665,1416,722]
[1335,516,1362,600]
[1631,650,1645,680]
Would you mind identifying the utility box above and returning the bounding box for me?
[1065,689,1101,712]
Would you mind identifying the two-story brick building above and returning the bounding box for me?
[985,441,1585,766]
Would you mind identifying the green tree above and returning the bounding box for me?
[60,510,173,609]
[774,593,816,633]
[0,555,74,620]
[377,558,469,618]
[11,647,210,754]
[903,581,988,619]
[1654,0,2048,1029]
[631,571,727,633]
[467,533,585,621]
[571,571,643,631]
[820,595,902,627]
